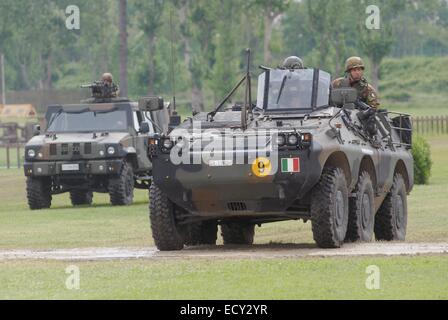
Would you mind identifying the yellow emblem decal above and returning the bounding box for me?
[251,157,272,177]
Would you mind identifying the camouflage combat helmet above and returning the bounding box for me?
[102,72,114,83]
[345,57,365,72]
[282,56,304,69]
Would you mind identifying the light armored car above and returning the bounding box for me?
[24,93,168,209]
[147,63,413,250]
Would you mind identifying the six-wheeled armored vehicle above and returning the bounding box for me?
[147,64,413,250]
[24,94,169,210]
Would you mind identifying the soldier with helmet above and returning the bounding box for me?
[101,73,119,98]
[281,56,305,70]
[332,56,379,109]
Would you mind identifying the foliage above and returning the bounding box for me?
[0,0,447,110]
[412,135,432,185]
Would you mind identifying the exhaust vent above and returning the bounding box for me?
[227,202,247,211]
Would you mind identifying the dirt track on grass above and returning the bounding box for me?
[0,242,447,261]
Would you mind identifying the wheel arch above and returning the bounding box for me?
[124,152,138,169]
[359,156,377,187]
[394,159,411,192]
[323,151,352,187]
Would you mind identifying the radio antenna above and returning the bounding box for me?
[169,9,177,113]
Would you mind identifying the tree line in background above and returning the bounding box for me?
[0,0,447,112]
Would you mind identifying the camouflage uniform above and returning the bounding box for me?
[331,57,379,109]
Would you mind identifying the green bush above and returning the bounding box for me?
[412,135,432,185]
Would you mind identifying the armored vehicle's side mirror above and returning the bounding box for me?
[169,112,181,128]
[330,88,357,107]
[33,124,41,136]
[140,121,150,134]
[139,96,164,111]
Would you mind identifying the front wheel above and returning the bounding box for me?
[26,177,52,210]
[311,167,349,248]
[149,183,184,251]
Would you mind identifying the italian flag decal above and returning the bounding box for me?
[281,158,300,173]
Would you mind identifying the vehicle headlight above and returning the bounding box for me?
[276,134,286,146]
[176,138,185,149]
[287,134,299,146]
[162,139,174,150]
[27,149,36,158]
[301,133,312,147]
[107,146,116,155]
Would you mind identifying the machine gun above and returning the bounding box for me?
[81,81,118,99]
[354,99,392,149]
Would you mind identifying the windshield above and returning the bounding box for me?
[46,108,129,133]
[257,69,331,111]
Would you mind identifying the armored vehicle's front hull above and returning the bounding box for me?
[152,147,324,218]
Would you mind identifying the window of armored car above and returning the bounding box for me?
[257,69,331,111]
[45,104,132,133]
[133,110,155,134]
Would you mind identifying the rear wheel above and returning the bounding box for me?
[108,161,134,206]
[221,223,255,245]
[26,176,52,210]
[70,190,93,206]
[374,173,407,241]
[311,167,349,248]
[149,183,184,251]
[345,171,375,242]
[184,221,218,246]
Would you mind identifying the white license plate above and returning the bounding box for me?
[61,164,80,171]
[208,159,233,167]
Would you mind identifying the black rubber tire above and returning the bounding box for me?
[311,167,349,248]
[345,171,375,242]
[221,223,255,245]
[374,173,408,241]
[26,176,52,210]
[149,183,184,251]
[108,161,134,206]
[184,221,218,246]
[70,190,93,206]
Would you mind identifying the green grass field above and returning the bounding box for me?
[1,255,447,299]
[0,135,447,299]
